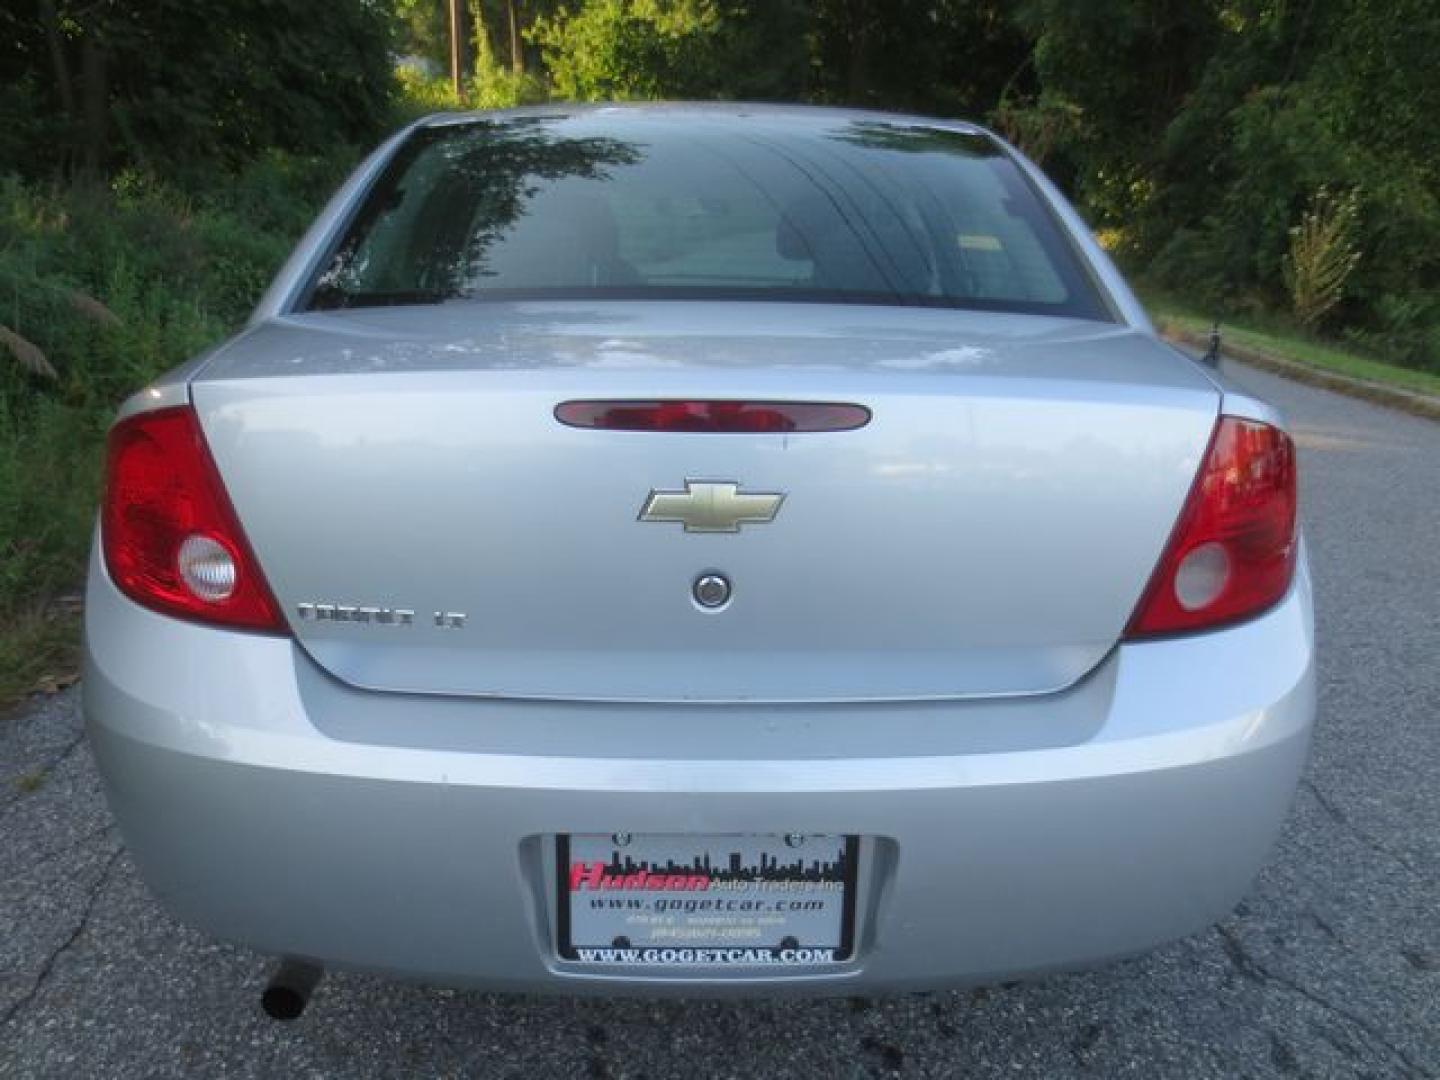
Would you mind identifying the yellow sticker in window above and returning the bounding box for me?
[958,234,1003,252]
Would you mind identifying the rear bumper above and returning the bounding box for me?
[83,548,1315,996]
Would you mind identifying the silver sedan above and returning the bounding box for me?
[84,104,1312,1015]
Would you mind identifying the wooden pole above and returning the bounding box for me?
[507,0,524,74]
[449,0,465,96]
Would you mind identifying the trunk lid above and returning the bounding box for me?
[192,302,1217,702]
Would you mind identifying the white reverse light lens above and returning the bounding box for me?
[1173,541,1230,611]
[177,534,237,602]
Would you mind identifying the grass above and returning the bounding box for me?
[0,607,82,712]
[1142,289,1440,399]
[0,393,106,710]
[14,770,47,793]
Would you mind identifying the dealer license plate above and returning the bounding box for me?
[558,833,858,966]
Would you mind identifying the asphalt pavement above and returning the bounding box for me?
[2,361,1437,1078]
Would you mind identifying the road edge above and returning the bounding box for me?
[1161,328,1440,422]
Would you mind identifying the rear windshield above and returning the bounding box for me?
[304,112,1110,321]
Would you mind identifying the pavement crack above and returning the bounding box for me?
[0,843,124,1032]
[1216,924,1268,984]
[13,821,118,877]
[1305,910,1342,945]
[0,726,87,818]
[1215,926,1432,1078]
[1301,778,1423,878]
[1267,1029,1302,1075]
[1070,1020,1106,1067]
[1401,949,1440,973]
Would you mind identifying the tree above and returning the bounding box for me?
[808,0,1028,116]
[1137,0,1440,333]
[532,0,807,102]
[451,0,470,94]
[0,0,397,175]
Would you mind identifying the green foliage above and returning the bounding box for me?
[532,0,807,101]
[0,153,346,405]
[469,55,551,108]
[0,605,81,710]
[0,1,397,174]
[1013,0,1439,366]
[1008,0,1223,210]
[1283,187,1361,330]
[394,66,467,120]
[1343,295,1440,373]
[0,394,103,608]
[808,0,1029,116]
[394,0,453,69]
[992,94,1083,168]
[532,0,676,100]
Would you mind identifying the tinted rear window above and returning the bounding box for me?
[305,112,1110,321]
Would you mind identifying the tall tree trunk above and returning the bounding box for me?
[79,34,108,176]
[449,0,467,95]
[38,0,78,125]
[844,0,874,102]
[847,31,870,102]
[507,0,525,74]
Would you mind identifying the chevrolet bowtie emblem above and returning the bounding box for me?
[639,481,785,533]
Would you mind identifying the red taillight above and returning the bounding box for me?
[555,400,871,433]
[102,406,284,632]
[1125,416,1298,638]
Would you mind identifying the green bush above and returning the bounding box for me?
[1018,0,1440,374]
[531,0,807,102]
[1,2,395,175]
[393,66,466,120]
[1283,187,1362,331]
[0,396,104,605]
[1344,294,1440,373]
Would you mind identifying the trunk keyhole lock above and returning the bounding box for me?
[693,572,732,610]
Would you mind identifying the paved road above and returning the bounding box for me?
[2,362,1437,1079]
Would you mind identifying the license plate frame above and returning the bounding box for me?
[557,833,860,966]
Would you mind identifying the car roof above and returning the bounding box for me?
[415,101,985,136]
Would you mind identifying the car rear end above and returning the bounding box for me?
[84,105,1313,995]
